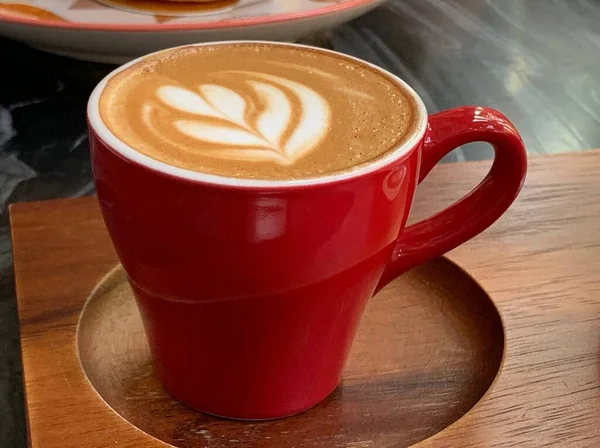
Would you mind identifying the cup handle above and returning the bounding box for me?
[375,106,527,292]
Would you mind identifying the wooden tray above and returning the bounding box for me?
[11,151,600,447]
[77,260,502,448]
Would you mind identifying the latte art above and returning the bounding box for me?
[99,43,418,180]
[149,72,331,165]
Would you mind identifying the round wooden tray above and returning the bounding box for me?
[77,258,504,448]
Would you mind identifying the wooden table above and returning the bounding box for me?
[10,151,600,447]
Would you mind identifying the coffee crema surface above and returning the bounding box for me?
[99,43,418,180]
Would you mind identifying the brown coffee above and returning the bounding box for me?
[99,42,419,180]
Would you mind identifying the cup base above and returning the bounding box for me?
[169,384,339,422]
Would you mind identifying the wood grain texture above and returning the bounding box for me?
[411,151,600,447]
[10,150,600,447]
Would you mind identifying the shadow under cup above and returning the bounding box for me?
[87,41,526,420]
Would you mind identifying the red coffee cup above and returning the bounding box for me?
[88,42,526,420]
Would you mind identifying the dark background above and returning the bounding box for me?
[1,0,599,446]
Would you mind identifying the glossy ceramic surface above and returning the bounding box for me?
[88,43,526,418]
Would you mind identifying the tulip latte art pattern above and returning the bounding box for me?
[99,43,417,180]
[150,72,331,165]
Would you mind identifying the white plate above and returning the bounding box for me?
[0,0,385,63]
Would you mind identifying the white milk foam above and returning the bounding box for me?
[150,71,331,165]
[99,43,420,180]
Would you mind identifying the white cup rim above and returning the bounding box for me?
[87,40,428,188]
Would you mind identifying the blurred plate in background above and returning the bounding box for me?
[0,0,385,63]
